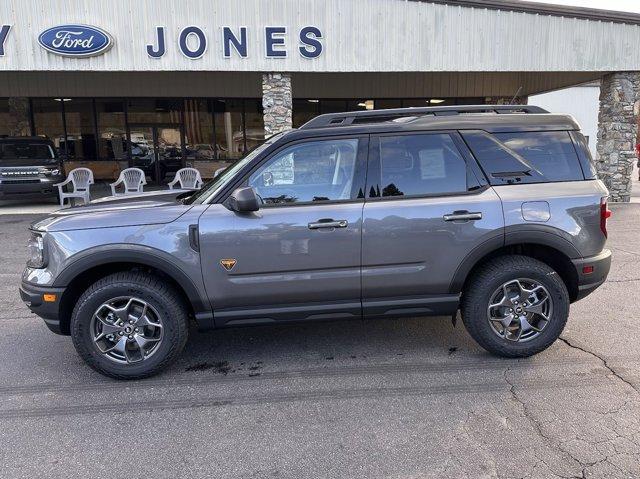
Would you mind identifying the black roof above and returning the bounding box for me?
[287,105,579,140]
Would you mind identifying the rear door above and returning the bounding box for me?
[361,131,504,318]
[198,135,368,325]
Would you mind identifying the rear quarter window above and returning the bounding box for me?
[461,131,584,184]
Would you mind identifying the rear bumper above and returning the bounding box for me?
[19,281,66,335]
[572,249,611,301]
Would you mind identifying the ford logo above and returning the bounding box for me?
[38,24,113,57]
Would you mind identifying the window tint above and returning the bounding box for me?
[248,138,359,205]
[571,131,597,179]
[0,142,55,161]
[376,134,469,197]
[462,131,583,184]
[495,131,583,182]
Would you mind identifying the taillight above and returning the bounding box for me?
[600,197,612,238]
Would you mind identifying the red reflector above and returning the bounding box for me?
[600,197,611,238]
[582,265,594,274]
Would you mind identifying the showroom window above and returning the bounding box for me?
[95,99,128,160]
[0,99,11,136]
[184,99,215,162]
[126,98,182,124]
[244,99,265,152]
[62,99,98,160]
[213,99,244,160]
[31,98,66,156]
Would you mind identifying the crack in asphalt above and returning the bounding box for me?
[559,337,639,394]
[503,367,584,479]
[503,339,640,478]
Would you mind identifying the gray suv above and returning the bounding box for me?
[19,105,612,379]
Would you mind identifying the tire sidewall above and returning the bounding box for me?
[71,279,185,378]
[463,259,569,356]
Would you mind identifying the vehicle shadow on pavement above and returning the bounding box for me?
[176,315,488,375]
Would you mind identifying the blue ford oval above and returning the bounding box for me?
[38,24,113,57]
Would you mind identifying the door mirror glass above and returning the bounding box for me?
[228,186,260,212]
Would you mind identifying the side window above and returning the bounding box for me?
[462,130,584,184]
[375,133,470,197]
[494,131,583,182]
[248,138,359,205]
[571,131,597,180]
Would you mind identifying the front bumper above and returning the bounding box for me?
[19,281,66,334]
[572,249,612,301]
[0,176,63,199]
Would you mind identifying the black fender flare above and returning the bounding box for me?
[448,226,581,294]
[53,244,211,317]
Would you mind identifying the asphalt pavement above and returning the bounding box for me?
[0,205,639,478]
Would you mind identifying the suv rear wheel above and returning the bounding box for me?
[70,272,189,379]
[461,255,569,357]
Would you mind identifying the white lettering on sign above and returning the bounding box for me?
[51,31,95,49]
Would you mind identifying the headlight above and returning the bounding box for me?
[41,168,60,176]
[26,232,45,268]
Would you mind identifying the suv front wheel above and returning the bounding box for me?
[461,255,570,357]
[70,272,189,379]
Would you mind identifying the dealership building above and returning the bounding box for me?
[1,0,640,200]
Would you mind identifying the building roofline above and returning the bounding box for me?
[415,0,640,25]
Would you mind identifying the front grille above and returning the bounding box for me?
[1,179,41,184]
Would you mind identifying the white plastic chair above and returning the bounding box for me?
[54,168,94,206]
[110,168,147,196]
[168,168,203,190]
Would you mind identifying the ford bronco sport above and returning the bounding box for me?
[20,105,612,379]
[0,137,63,201]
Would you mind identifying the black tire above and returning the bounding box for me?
[70,272,189,379]
[461,255,569,358]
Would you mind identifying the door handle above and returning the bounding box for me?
[308,219,349,229]
[443,211,483,222]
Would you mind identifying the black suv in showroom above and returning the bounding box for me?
[0,137,64,201]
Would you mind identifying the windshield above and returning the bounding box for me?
[0,142,55,162]
[184,132,286,205]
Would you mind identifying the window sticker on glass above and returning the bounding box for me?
[418,149,446,180]
[261,153,294,185]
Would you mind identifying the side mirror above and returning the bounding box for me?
[228,186,260,212]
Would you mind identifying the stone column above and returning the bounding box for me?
[596,72,640,202]
[7,97,30,136]
[262,73,292,136]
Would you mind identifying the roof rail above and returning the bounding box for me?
[299,104,549,130]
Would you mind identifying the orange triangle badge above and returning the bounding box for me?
[220,259,237,271]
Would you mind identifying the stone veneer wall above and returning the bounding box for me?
[262,73,292,136]
[596,72,640,202]
[7,97,30,136]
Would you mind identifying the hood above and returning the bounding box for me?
[0,158,60,168]
[32,189,197,232]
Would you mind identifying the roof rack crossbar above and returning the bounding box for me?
[299,104,549,129]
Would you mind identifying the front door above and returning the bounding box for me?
[129,125,184,184]
[361,132,504,317]
[198,136,368,326]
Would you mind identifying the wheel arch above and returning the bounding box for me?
[450,232,580,303]
[54,247,211,335]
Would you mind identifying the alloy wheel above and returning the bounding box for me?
[90,297,164,364]
[486,278,552,343]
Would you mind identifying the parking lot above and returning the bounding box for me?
[0,204,638,478]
